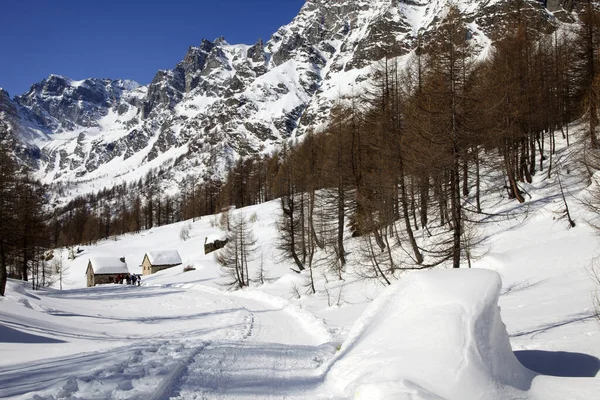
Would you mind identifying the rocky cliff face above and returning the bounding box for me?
[14,75,140,132]
[0,0,564,201]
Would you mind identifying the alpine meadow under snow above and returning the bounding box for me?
[3,0,600,399]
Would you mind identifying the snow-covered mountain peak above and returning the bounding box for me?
[0,88,17,120]
[13,75,142,135]
[1,0,563,203]
[214,36,229,46]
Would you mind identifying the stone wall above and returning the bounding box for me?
[150,265,177,274]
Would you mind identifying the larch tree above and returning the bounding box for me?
[216,212,257,290]
[274,142,307,272]
[0,141,17,295]
[413,6,476,268]
[573,0,600,148]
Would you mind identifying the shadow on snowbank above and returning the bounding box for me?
[0,323,66,344]
[515,350,600,378]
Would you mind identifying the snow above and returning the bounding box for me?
[205,233,228,243]
[146,250,182,266]
[2,130,600,399]
[324,269,536,399]
[88,257,128,275]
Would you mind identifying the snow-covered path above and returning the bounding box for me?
[0,282,335,400]
[169,292,335,399]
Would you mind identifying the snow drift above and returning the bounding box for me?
[325,269,535,399]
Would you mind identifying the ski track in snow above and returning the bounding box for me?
[0,284,335,400]
[169,296,334,400]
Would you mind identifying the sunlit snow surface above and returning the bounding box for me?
[2,133,600,398]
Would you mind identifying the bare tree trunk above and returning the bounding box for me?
[410,176,418,230]
[436,177,447,226]
[547,130,555,179]
[475,148,481,213]
[337,173,346,267]
[521,138,533,184]
[557,169,576,228]
[529,133,536,177]
[399,164,424,264]
[451,167,461,269]
[367,236,391,286]
[0,246,6,296]
[282,197,305,272]
[420,175,429,228]
[462,158,469,196]
[504,141,525,203]
[536,131,545,172]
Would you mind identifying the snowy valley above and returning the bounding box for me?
[2,0,600,399]
[2,129,600,399]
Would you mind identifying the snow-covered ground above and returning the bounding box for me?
[2,133,600,399]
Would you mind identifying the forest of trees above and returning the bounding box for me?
[0,141,49,296]
[1,1,599,293]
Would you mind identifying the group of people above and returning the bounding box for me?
[114,273,140,286]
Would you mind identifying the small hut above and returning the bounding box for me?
[86,257,129,287]
[204,235,228,255]
[142,250,182,275]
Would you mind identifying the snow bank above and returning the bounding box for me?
[324,269,534,400]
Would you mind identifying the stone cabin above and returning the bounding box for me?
[204,235,228,255]
[86,257,129,287]
[142,250,183,275]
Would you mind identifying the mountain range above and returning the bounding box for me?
[0,0,567,202]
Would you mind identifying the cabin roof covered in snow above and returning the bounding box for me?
[205,233,227,243]
[145,250,182,266]
[88,258,128,275]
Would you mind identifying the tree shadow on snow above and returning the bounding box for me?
[44,307,245,324]
[500,279,547,296]
[0,323,65,344]
[510,312,597,339]
[514,350,600,378]
[43,285,186,301]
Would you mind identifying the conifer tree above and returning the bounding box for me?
[0,142,17,295]
[573,0,600,148]
[216,212,257,290]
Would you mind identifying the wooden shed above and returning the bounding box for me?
[86,257,129,287]
[142,250,182,275]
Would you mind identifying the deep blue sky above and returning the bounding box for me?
[0,0,305,97]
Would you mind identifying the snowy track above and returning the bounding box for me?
[167,294,335,399]
[0,283,335,400]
